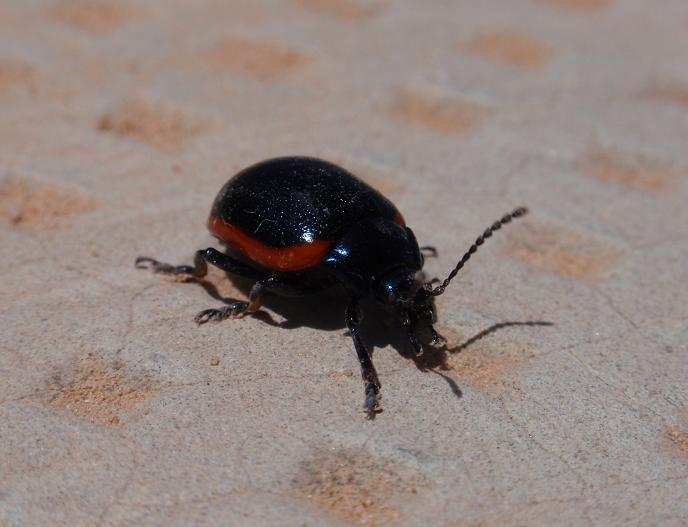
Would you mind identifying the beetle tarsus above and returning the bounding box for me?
[135,252,207,278]
[195,302,250,324]
[364,382,382,419]
[135,256,192,275]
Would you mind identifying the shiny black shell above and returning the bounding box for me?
[209,157,403,249]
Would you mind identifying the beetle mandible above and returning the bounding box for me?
[136,157,528,417]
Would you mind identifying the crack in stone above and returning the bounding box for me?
[497,397,590,490]
[564,347,666,422]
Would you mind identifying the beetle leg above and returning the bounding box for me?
[136,248,265,280]
[399,308,422,355]
[429,325,447,346]
[408,329,422,355]
[195,278,265,324]
[346,300,382,419]
[420,246,438,258]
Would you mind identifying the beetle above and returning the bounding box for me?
[136,156,527,418]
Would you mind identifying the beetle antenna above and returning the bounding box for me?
[425,207,528,297]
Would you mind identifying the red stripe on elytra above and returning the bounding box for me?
[207,216,333,272]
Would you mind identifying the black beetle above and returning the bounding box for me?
[136,157,527,417]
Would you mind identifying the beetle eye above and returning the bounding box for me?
[382,281,398,304]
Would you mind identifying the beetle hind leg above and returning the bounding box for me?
[135,250,208,278]
[136,248,266,280]
[135,256,197,277]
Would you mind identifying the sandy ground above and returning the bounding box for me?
[1,1,688,525]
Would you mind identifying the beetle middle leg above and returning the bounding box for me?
[346,299,382,419]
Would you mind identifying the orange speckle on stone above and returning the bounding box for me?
[45,356,158,427]
[579,146,680,192]
[389,89,490,135]
[666,426,688,457]
[0,177,96,232]
[430,327,533,394]
[465,31,553,69]
[48,0,136,33]
[0,63,33,93]
[644,81,688,109]
[293,0,382,20]
[451,353,527,391]
[327,368,354,381]
[505,221,622,282]
[296,447,425,526]
[97,98,202,151]
[204,37,313,82]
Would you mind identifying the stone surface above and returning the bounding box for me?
[1,1,687,525]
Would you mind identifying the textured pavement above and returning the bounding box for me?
[1,1,688,525]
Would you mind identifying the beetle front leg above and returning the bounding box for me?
[429,325,447,346]
[194,277,266,324]
[346,300,382,419]
[194,275,308,325]
[400,308,422,355]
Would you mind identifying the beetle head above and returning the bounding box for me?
[375,267,417,307]
[376,267,438,336]
[407,207,529,352]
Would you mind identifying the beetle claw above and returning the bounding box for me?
[194,302,249,325]
[363,382,383,419]
[135,256,195,277]
[430,327,447,346]
[135,256,169,272]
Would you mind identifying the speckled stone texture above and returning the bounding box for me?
[1,1,687,525]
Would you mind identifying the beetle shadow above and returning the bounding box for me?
[185,275,553,401]
[186,275,349,331]
[396,319,554,399]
